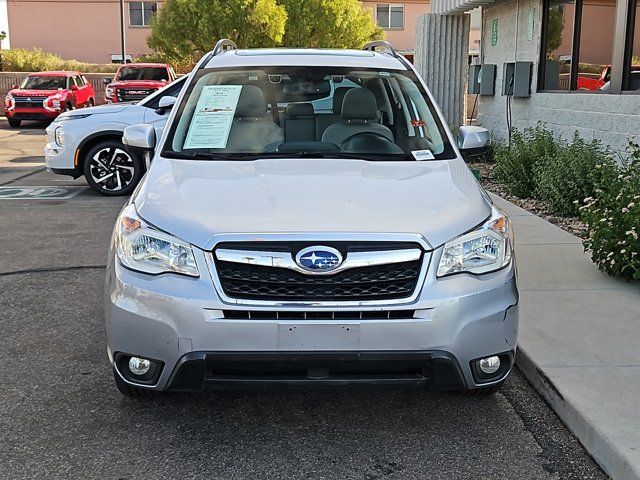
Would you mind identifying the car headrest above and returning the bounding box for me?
[332,87,353,114]
[341,89,378,121]
[235,85,266,118]
[286,102,314,117]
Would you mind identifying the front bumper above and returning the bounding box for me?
[6,107,60,121]
[106,243,519,392]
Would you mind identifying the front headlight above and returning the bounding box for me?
[5,94,15,110]
[54,126,64,147]
[437,207,513,277]
[115,204,199,277]
[105,86,115,98]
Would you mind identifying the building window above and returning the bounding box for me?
[376,4,404,29]
[539,0,616,91]
[129,1,157,27]
[625,0,640,91]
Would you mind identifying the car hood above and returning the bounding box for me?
[56,103,133,121]
[10,89,62,97]
[134,158,491,250]
[110,80,166,89]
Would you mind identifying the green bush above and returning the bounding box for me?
[580,142,640,280]
[534,134,613,216]
[493,124,558,198]
[2,48,119,73]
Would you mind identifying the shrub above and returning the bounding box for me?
[2,48,119,73]
[534,134,614,216]
[580,142,640,281]
[494,124,558,198]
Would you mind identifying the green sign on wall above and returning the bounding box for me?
[491,18,498,46]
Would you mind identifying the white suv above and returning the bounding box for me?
[44,77,185,196]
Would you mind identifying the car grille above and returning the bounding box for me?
[116,88,156,102]
[13,96,47,108]
[213,242,425,302]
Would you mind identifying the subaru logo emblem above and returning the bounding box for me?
[295,246,343,273]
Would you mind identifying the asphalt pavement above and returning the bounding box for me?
[0,119,609,480]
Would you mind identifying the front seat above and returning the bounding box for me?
[321,88,393,147]
[225,85,283,152]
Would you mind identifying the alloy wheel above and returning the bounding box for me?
[88,147,135,193]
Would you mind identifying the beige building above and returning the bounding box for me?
[0,0,475,64]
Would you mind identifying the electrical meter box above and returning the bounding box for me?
[468,65,481,94]
[502,61,533,97]
[479,64,496,96]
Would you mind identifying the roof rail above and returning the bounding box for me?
[213,39,238,56]
[362,40,399,58]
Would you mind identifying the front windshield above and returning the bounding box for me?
[20,76,67,90]
[117,67,168,81]
[163,66,455,161]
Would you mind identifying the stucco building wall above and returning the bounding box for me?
[477,0,640,156]
[7,0,159,63]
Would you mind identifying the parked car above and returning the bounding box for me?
[4,71,95,127]
[109,40,518,398]
[577,64,640,90]
[104,63,176,104]
[44,76,185,196]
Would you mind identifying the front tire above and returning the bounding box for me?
[7,118,21,128]
[113,371,160,398]
[83,139,143,196]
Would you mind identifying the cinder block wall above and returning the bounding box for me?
[478,0,640,157]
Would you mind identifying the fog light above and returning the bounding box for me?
[478,356,501,374]
[128,357,151,376]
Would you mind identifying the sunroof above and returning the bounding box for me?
[235,48,375,58]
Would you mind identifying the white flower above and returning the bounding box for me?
[622,208,629,213]
[621,249,626,254]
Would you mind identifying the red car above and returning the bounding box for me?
[4,71,95,128]
[103,63,176,103]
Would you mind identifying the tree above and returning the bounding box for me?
[545,7,565,57]
[147,0,287,64]
[280,0,384,48]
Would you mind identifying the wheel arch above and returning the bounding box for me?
[75,130,143,177]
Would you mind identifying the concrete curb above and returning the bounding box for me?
[517,347,638,480]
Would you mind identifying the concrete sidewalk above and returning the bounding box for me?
[491,194,640,480]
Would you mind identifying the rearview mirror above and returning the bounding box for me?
[103,77,113,85]
[458,126,490,158]
[123,124,156,151]
[70,85,79,91]
[155,95,177,115]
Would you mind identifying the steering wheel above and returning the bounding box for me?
[339,132,404,155]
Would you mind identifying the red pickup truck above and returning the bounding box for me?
[103,63,176,103]
[4,71,95,127]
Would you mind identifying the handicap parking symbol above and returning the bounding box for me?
[0,186,83,200]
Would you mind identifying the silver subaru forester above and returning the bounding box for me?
[107,40,518,397]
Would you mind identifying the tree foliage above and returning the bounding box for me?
[147,0,384,64]
[545,7,565,56]
[147,0,287,64]
[279,0,384,48]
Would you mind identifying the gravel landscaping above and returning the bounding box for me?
[470,161,587,238]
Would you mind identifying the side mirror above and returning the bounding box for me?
[155,95,177,115]
[103,77,113,85]
[11,84,18,89]
[123,124,156,151]
[70,84,79,91]
[458,126,490,159]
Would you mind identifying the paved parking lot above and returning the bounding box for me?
[0,120,608,480]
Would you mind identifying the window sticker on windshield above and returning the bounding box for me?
[184,85,243,149]
[412,150,435,161]
[410,119,426,127]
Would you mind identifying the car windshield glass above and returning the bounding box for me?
[117,67,168,81]
[163,66,455,161]
[20,76,67,90]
